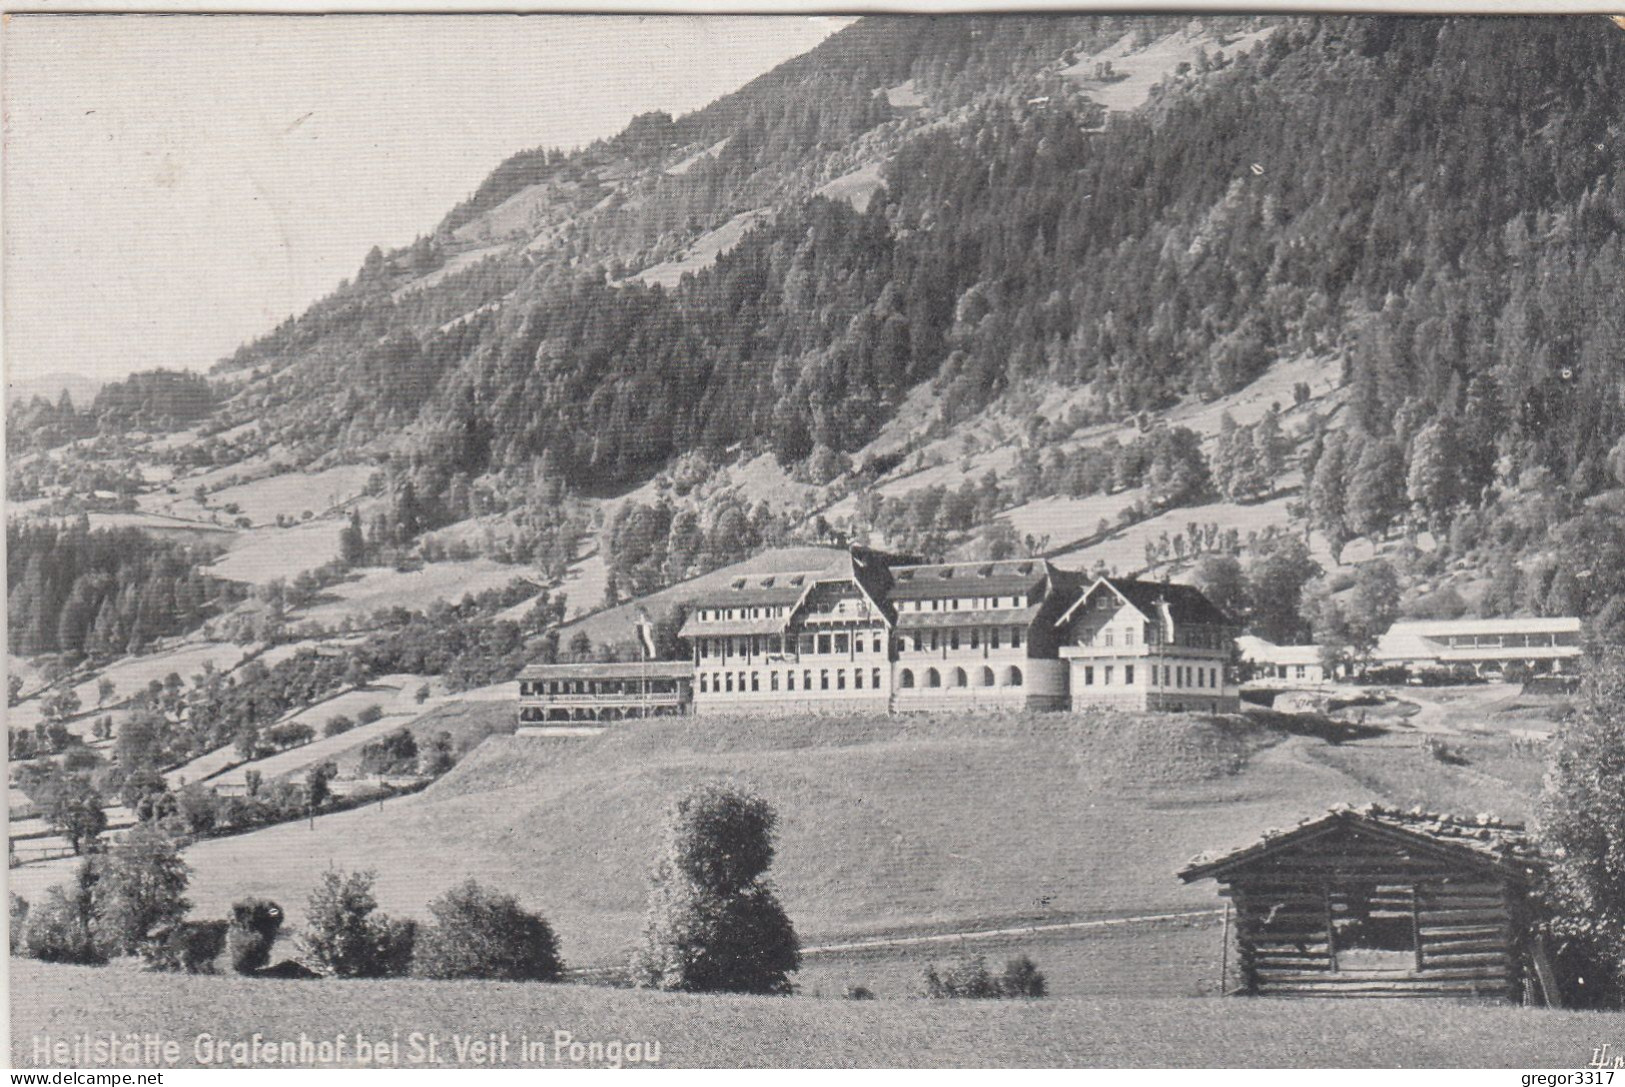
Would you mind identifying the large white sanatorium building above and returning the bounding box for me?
[518,548,1240,723]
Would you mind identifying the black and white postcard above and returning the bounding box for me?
[6,10,1624,1071]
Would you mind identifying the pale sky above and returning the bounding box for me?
[1,15,848,387]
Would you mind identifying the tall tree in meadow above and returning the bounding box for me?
[1244,535,1321,645]
[339,510,367,566]
[1344,559,1402,652]
[1251,404,1289,494]
[630,784,799,994]
[1192,554,1249,629]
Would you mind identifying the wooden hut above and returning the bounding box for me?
[1179,804,1549,1002]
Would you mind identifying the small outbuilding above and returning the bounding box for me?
[1179,805,1550,1003]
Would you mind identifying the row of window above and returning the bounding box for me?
[1441,633,1573,649]
[1080,662,1221,688]
[1081,624,1146,648]
[698,631,887,659]
[903,626,1024,653]
[899,594,1026,613]
[697,626,1033,659]
[897,665,1023,689]
[696,604,790,622]
[521,679,682,697]
[700,667,886,695]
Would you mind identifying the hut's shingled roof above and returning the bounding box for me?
[1177,803,1544,882]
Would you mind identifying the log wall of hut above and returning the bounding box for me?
[1220,827,1526,1000]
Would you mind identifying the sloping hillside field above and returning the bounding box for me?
[16,705,1542,974]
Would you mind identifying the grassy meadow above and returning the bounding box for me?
[11,702,1546,970]
[10,696,1573,1068]
[11,958,1613,1068]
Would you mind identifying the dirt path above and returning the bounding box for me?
[799,909,1224,957]
[1370,684,1522,735]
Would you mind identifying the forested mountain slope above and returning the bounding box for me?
[11,15,1625,640]
[186,17,1622,496]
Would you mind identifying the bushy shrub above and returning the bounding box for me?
[323,714,355,738]
[630,784,798,994]
[843,984,876,1000]
[22,861,104,964]
[1423,736,1469,766]
[922,953,1047,999]
[356,704,384,725]
[144,897,287,975]
[265,721,315,750]
[999,954,1048,998]
[375,917,418,978]
[299,869,413,977]
[227,898,286,974]
[414,879,561,981]
[418,732,455,777]
[174,782,220,834]
[359,728,416,775]
[922,955,998,998]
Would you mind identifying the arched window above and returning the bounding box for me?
[899,668,915,689]
[980,666,996,687]
[925,668,941,688]
[950,667,967,688]
[872,667,882,689]
[1007,666,1024,687]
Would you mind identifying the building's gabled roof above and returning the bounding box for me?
[1388,617,1583,638]
[685,571,819,610]
[1236,634,1323,666]
[1056,576,1234,630]
[1177,804,1543,884]
[896,605,1043,631]
[817,547,898,626]
[678,616,785,638]
[520,661,695,681]
[886,559,1050,602]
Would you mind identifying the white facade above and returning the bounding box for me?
[1373,617,1583,674]
[1236,635,1328,685]
[1057,579,1240,714]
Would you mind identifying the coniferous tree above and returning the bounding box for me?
[1346,436,1406,542]
[1406,419,1461,534]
